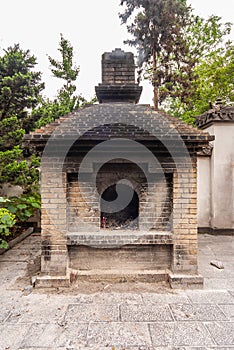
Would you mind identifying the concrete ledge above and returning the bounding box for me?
[169,273,204,289]
[35,275,70,288]
[67,231,173,248]
[69,269,169,283]
[0,227,34,255]
[198,227,234,235]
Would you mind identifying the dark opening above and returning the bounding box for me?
[101,184,139,229]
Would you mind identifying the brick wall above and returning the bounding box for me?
[40,157,68,276]
[102,49,135,85]
[40,152,200,284]
[172,157,198,274]
[67,162,173,232]
[69,245,172,271]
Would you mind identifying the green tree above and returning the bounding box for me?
[0,44,44,130]
[34,34,96,128]
[119,2,232,113]
[0,44,43,190]
[48,34,80,109]
[119,0,191,109]
[162,16,233,123]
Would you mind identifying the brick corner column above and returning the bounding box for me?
[36,157,69,288]
[169,158,203,289]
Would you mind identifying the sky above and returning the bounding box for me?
[0,0,233,105]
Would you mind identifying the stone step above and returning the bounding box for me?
[70,269,169,283]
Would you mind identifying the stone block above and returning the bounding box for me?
[35,275,70,288]
[64,304,119,322]
[120,304,173,321]
[149,322,214,347]
[169,273,204,289]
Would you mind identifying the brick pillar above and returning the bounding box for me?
[36,157,69,287]
[169,157,203,289]
[102,48,136,84]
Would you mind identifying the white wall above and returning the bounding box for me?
[198,122,234,230]
[197,156,211,228]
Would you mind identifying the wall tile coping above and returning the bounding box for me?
[67,230,172,248]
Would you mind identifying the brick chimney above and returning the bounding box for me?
[95,48,142,104]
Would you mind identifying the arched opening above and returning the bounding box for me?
[101,184,139,229]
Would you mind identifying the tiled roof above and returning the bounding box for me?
[196,103,234,129]
[24,103,213,146]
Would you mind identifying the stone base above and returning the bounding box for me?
[34,275,70,288]
[169,273,204,289]
[198,227,234,235]
[70,269,169,284]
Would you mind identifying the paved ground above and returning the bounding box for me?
[0,233,234,349]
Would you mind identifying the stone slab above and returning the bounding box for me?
[205,322,234,345]
[86,322,151,347]
[170,303,227,321]
[74,292,143,305]
[169,274,204,289]
[20,322,88,348]
[142,291,190,304]
[186,290,234,304]
[149,322,214,347]
[120,303,173,321]
[0,307,11,324]
[0,323,29,349]
[64,303,119,322]
[35,275,70,288]
[217,304,234,319]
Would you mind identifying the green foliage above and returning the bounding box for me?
[0,208,16,249]
[34,34,96,128]
[4,193,41,225]
[184,15,232,61]
[163,36,234,123]
[0,146,40,188]
[48,34,80,103]
[0,193,40,247]
[119,1,233,115]
[0,116,25,150]
[119,0,191,109]
[0,44,43,189]
[33,94,88,129]
[0,44,44,122]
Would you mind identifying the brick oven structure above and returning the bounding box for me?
[25,49,213,288]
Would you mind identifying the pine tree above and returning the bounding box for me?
[119,0,191,109]
[48,34,80,110]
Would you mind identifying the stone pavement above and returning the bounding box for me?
[0,232,234,349]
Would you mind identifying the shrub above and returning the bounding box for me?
[0,208,16,249]
[5,194,41,225]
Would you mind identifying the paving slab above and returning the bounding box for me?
[0,232,234,349]
[120,303,173,321]
[217,304,234,320]
[74,292,143,305]
[64,303,119,322]
[19,322,88,348]
[170,303,227,321]
[204,322,234,345]
[19,348,68,350]
[0,323,29,349]
[142,291,190,304]
[86,322,152,347]
[186,290,234,304]
[149,322,214,347]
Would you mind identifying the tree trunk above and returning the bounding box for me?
[152,49,159,110]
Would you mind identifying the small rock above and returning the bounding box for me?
[58,319,67,327]
[31,276,37,287]
[23,285,33,295]
[103,284,111,290]
[210,260,224,269]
